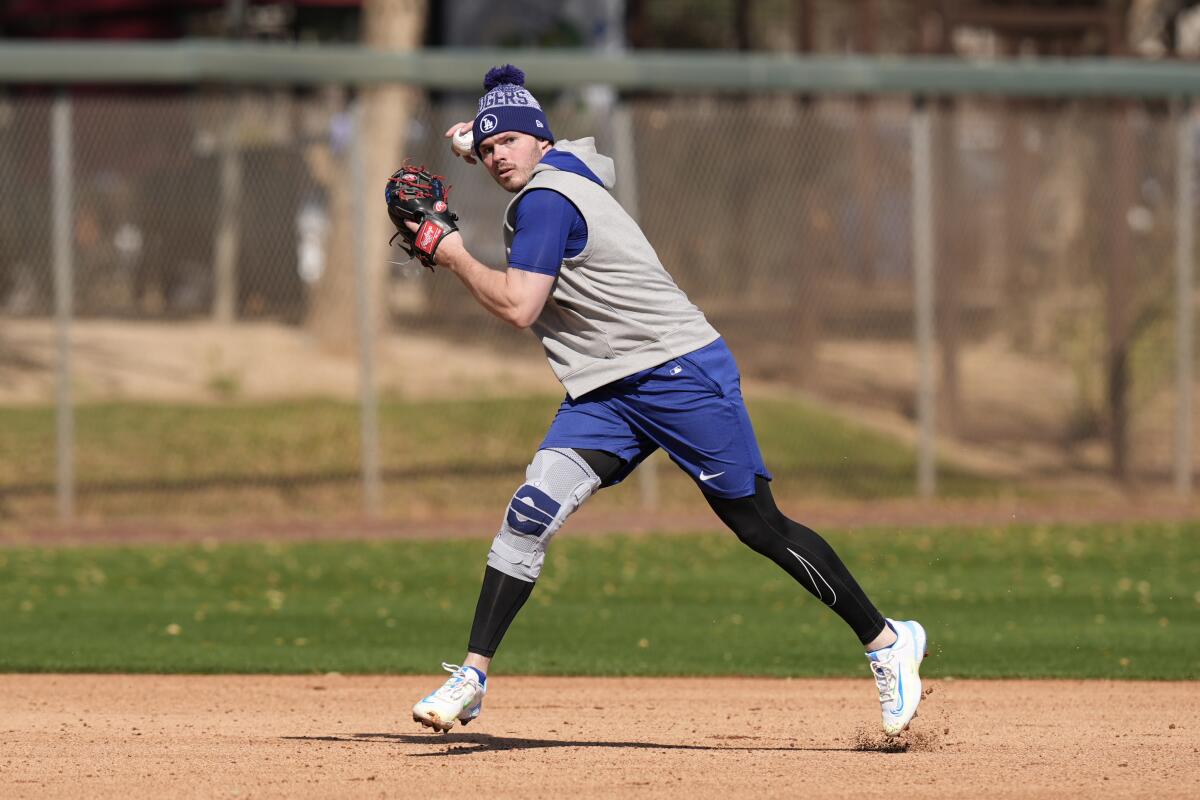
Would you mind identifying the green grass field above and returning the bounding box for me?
[0,395,998,513]
[0,395,1001,523]
[1,522,1194,679]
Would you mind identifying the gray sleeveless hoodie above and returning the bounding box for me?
[503,138,720,398]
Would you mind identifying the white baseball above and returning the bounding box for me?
[451,127,474,157]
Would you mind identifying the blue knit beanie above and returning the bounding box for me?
[471,65,554,158]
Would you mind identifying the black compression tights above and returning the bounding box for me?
[467,451,886,657]
[704,475,887,646]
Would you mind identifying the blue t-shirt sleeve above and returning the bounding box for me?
[508,189,587,276]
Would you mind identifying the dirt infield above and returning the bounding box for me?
[2,675,1195,799]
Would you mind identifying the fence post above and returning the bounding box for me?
[1176,101,1195,497]
[212,92,243,325]
[351,98,382,516]
[51,91,75,522]
[911,98,937,498]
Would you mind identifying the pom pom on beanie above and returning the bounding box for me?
[484,64,526,90]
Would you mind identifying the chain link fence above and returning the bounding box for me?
[1,85,1196,527]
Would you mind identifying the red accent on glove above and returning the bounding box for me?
[416,219,442,255]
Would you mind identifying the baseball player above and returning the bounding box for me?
[390,65,927,738]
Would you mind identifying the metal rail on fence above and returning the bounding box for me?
[2,42,1200,97]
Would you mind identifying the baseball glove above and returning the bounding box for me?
[385,163,459,270]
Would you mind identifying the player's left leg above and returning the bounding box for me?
[414,387,658,733]
[412,447,629,733]
[468,447,626,660]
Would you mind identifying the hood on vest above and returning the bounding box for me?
[534,138,615,190]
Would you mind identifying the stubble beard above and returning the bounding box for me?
[496,170,529,193]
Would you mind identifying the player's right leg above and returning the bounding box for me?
[412,447,624,733]
[613,339,927,735]
[704,479,927,734]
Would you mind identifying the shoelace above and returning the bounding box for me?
[433,662,476,702]
[871,660,897,704]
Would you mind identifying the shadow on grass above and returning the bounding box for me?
[282,731,903,755]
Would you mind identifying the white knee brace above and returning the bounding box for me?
[487,448,602,582]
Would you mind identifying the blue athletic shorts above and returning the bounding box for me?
[539,338,772,498]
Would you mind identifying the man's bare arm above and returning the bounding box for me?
[431,232,555,329]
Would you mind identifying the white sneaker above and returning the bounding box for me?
[412,663,486,733]
[866,618,927,736]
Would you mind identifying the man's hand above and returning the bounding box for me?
[385,163,459,270]
[446,122,477,164]
[403,221,464,269]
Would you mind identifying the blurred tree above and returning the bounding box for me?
[306,0,428,353]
